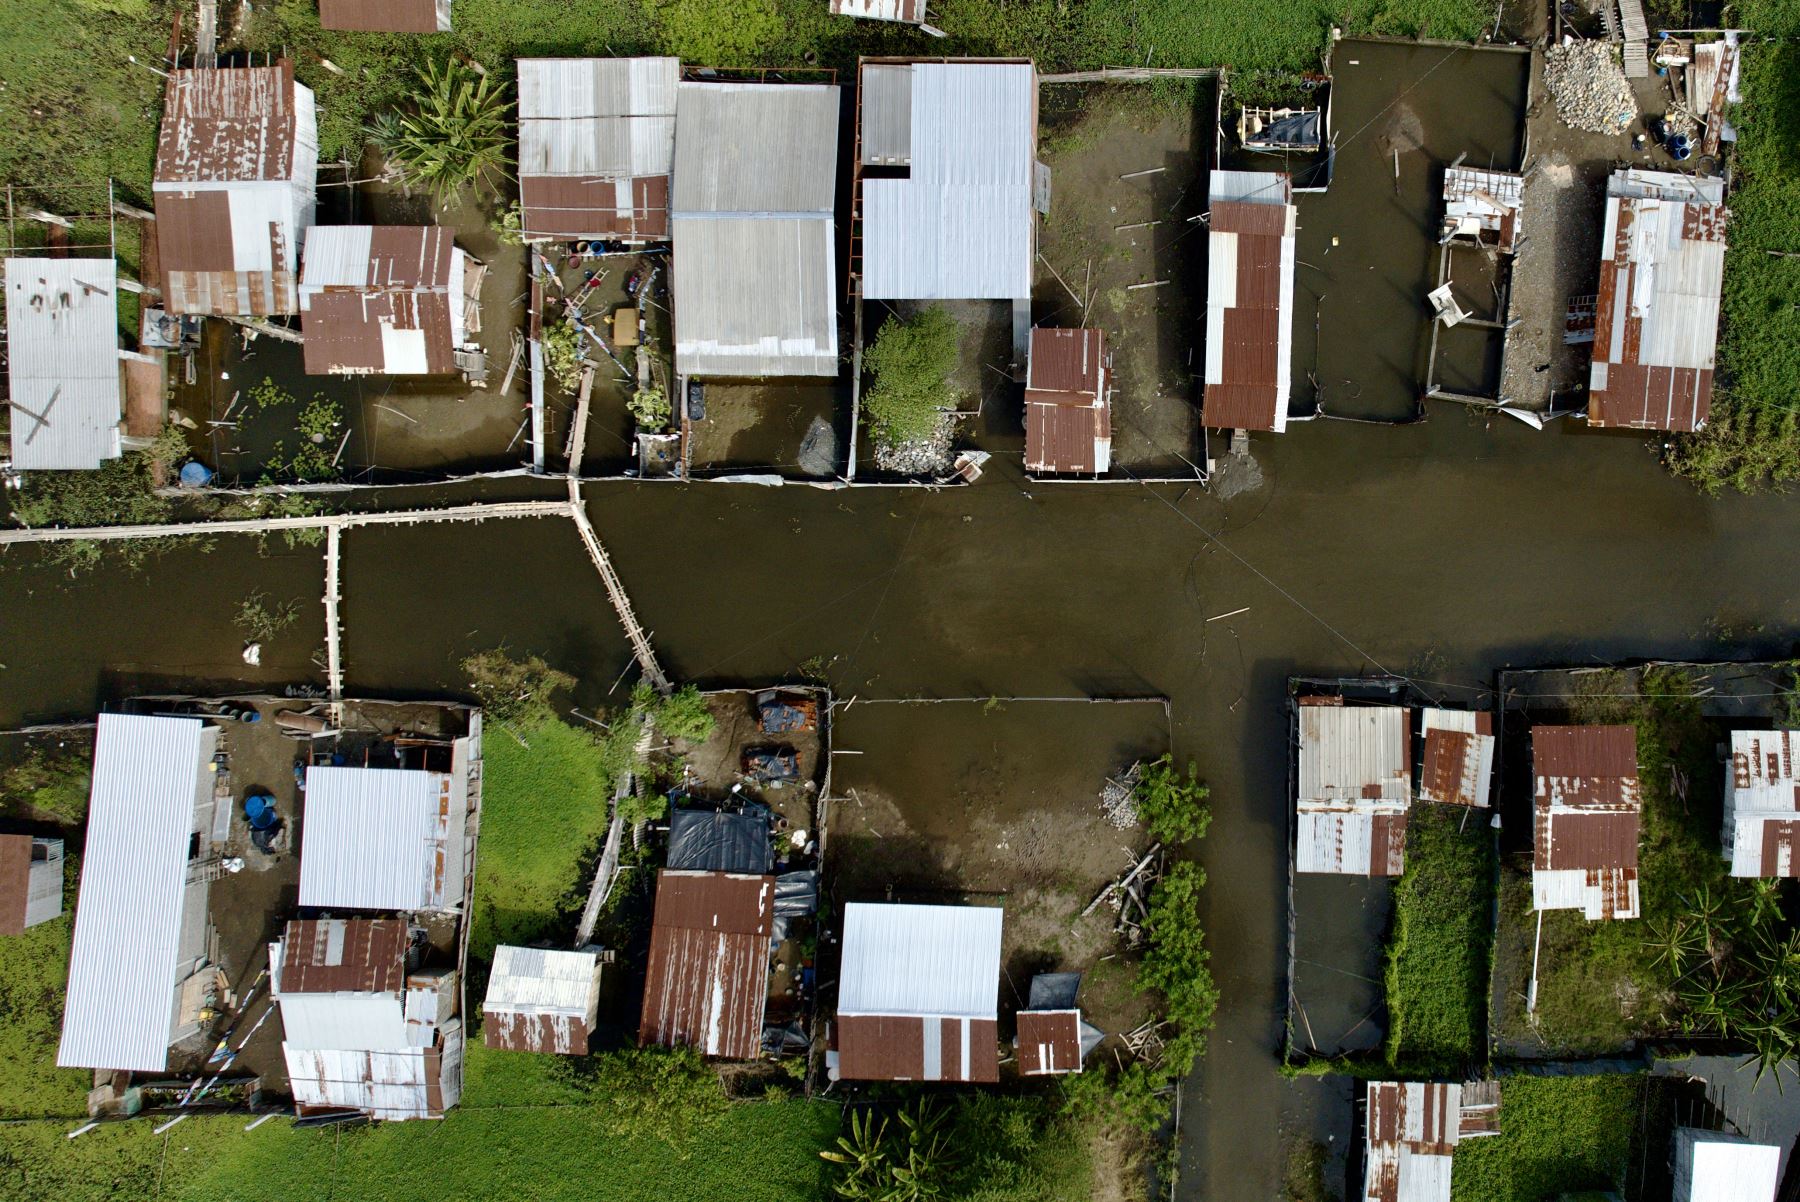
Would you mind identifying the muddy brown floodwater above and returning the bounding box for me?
[4,38,1800,1202]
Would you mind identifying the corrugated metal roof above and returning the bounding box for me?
[483,945,601,1054]
[1016,1009,1082,1075]
[1299,703,1411,804]
[4,257,124,470]
[1532,724,1639,807]
[1588,169,1727,433]
[298,765,465,911]
[285,1017,461,1120]
[1674,1128,1781,1202]
[672,81,839,215]
[859,64,914,165]
[277,918,407,995]
[1024,328,1110,472]
[833,0,928,22]
[1204,170,1295,432]
[318,0,450,31]
[1418,709,1495,808]
[861,62,1037,301]
[670,214,839,377]
[1296,809,1408,876]
[1725,731,1800,877]
[517,58,679,241]
[839,901,1003,1017]
[639,871,772,1059]
[1531,727,1640,918]
[298,226,465,375]
[58,714,216,1072]
[1364,1081,1463,1202]
[837,1013,999,1082]
[156,64,306,184]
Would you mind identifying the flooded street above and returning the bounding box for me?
[3,39,1799,1202]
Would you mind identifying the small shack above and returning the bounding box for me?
[1418,708,1495,808]
[318,0,451,31]
[1673,1128,1779,1202]
[1587,169,1728,433]
[1362,1080,1501,1202]
[1531,725,1641,921]
[298,748,480,913]
[298,226,480,376]
[152,62,318,317]
[1722,730,1800,877]
[516,57,678,242]
[58,714,224,1072]
[1295,699,1412,876]
[1203,170,1296,433]
[671,80,840,379]
[1023,327,1111,476]
[271,918,463,1121]
[858,60,1040,307]
[4,257,126,470]
[834,901,1003,1084]
[482,945,603,1055]
[0,834,62,934]
[831,0,927,22]
[639,870,773,1059]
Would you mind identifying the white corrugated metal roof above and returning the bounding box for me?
[1531,867,1640,920]
[672,82,839,215]
[839,902,1002,1018]
[4,257,124,470]
[485,945,601,1015]
[859,64,913,165]
[1675,1128,1780,1202]
[1726,730,1798,815]
[58,714,215,1071]
[518,58,679,178]
[1209,169,1291,206]
[284,1017,462,1121]
[298,765,464,911]
[861,62,1036,300]
[1298,704,1411,804]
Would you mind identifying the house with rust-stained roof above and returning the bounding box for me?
[1531,724,1641,920]
[1588,168,1728,433]
[1723,730,1800,877]
[640,870,773,1060]
[319,0,451,31]
[1362,1081,1500,1202]
[832,0,927,22]
[1295,699,1412,876]
[1418,708,1495,808]
[483,945,603,1055]
[152,62,317,317]
[516,58,678,243]
[1024,327,1110,475]
[832,901,1003,1084]
[1204,169,1295,433]
[0,834,61,935]
[298,226,481,376]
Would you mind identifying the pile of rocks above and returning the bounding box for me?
[873,413,954,476]
[1545,40,1639,134]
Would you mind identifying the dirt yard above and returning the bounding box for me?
[671,688,827,833]
[687,381,844,478]
[1035,83,1212,474]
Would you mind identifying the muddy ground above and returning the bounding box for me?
[689,381,845,478]
[1034,83,1212,475]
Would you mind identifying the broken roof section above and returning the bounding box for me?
[153,62,317,317]
[298,226,472,375]
[1295,700,1412,876]
[1024,327,1111,475]
[1723,730,1800,878]
[1363,1081,1500,1202]
[832,0,927,22]
[59,714,220,1072]
[318,0,450,31]
[1588,168,1728,434]
[860,60,1038,301]
[836,901,1003,1083]
[4,257,125,470]
[483,945,602,1055]
[517,57,678,242]
[1441,166,1523,252]
[1531,724,1641,920]
[640,870,772,1059]
[670,80,840,378]
[298,760,472,912]
[1418,708,1495,808]
[1204,170,1295,433]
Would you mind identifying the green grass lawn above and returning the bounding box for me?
[0,856,89,1120]
[1384,803,1494,1075]
[1450,1074,1642,1202]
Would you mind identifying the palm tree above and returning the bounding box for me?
[367,59,512,202]
[1647,916,1704,981]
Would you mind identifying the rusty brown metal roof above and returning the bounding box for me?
[1026,328,1104,401]
[299,227,461,375]
[1203,182,1294,433]
[485,1010,591,1055]
[1532,725,1640,807]
[837,1014,1000,1083]
[0,835,30,936]
[1535,810,1641,872]
[639,870,772,1060]
[155,64,301,184]
[1016,1009,1081,1075]
[318,0,448,31]
[1364,1081,1464,1202]
[1419,711,1494,808]
[279,918,407,995]
[1024,327,1110,474]
[519,175,670,241]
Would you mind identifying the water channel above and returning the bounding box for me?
[2,39,1796,1201]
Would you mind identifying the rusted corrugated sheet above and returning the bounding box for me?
[299,227,461,375]
[1024,327,1109,474]
[831,0,927,21]
[837,1014,999,1082]
[1016,1009,1081,1075]
[1532,725,1639,807]
[0,835,30,936]
[485,1010,589,1054]
[1418,709,1494,808]
[1204,174,1295,433]
[519,174,669,240]
[1532,724,1641,919]
[279,919,406,994]
[319,0,449,32]
[1364,1081,1463,1202]
[639,870,771,1060]
[156,63,299,184]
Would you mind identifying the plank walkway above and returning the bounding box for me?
[566,478,669,694]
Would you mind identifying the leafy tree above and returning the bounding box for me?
[1131,754,1212,844]
[641,683,715,743]
[863,306,961,449]
[462,650,576,727]
[367,59,512,201]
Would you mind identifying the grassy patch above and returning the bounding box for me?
[1450,1074,1641,1202]
[0,855,87,1120]
[1384,802,1493,1075]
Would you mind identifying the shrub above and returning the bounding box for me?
[628,386,671,430]
[1132,754,1212,844]
[367,59,513,202]
[642,0,784,65]
[644,683,715,743]
[462,649,576,728]
[863,307,961,449]
[542,319,586,392]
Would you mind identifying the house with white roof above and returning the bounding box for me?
[1294,700,1412,876]
[4,257,127,470]
[484,945,603,1055]
[1722,730,1800,877]
[1673,1128,1780,1202]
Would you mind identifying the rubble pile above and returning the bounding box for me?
[1545,40,1639,134]
[872,414,954,476]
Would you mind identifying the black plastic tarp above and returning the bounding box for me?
[774,869,818,916]
[667,806,771,875]
[1247,109,1320,150]
[1026,971,1082,1011]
